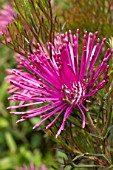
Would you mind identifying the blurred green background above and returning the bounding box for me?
[0,0,113,169]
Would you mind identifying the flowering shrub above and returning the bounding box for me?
[1,0,113,169]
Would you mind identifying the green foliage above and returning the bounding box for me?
[58,0,113,39]
[0,77,56,169]
[0,0,60,56]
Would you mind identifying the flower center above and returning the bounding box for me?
[63,82,85,105]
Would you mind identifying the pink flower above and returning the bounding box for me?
[50,0,60,12]
[0,3,15,37]
[15,164,47,170]
[8,29,113,137]
[110,5,113,11]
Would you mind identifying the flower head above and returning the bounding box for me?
[8,29,113,137]
[0,3,15,37]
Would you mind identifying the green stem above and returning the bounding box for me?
[86,112,97,135]
[102,94,112,137]
[106,165,113,170]
[86,112,102,154]
[72,164,105,168]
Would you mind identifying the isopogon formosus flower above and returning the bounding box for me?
[7,29,113,138]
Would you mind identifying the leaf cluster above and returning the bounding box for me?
[0,0,60,56]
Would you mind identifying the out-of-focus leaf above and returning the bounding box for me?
[5,132,17,153]
[0,118,9,128]
[0,82,8,102]
[0,158,14,170]
[29,117,41,126]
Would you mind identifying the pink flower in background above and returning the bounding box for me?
[110,5,113,11]
[51,0,54,5]
[0,3,15,37]
[50,0,60,12]
[8,29,113,137]
[16,164,47,170]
